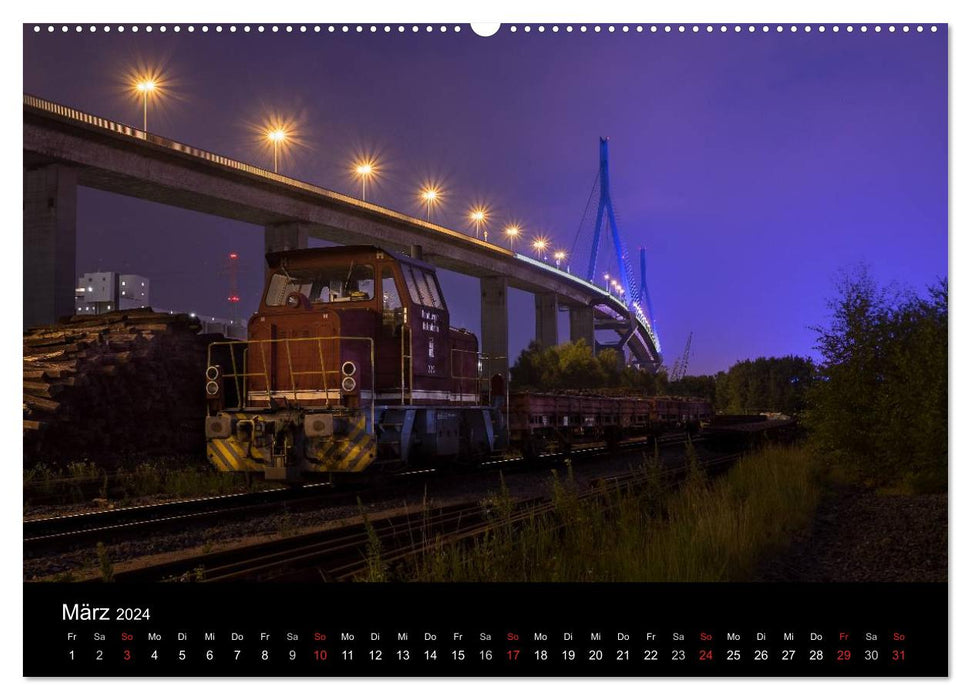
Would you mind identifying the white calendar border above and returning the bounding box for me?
[3,0,963,697]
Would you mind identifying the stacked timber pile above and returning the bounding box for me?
[23,309,224,464]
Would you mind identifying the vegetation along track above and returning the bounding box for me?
[24,432,702,557]
[82,450,740,583]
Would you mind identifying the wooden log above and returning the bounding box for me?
[23,394,60,412]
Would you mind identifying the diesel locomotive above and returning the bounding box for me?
[203,245,710,481]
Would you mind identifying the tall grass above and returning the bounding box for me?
[24,457,271,505]
[407,444,819,583]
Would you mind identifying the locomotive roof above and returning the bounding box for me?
[265,245,436,271]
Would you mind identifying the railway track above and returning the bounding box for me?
[75,450,740,584]
[24,432,702,558]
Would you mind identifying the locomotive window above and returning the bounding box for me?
[264,274,313,306]
[400,265,444,309]
[382,268,402,311]
[412,269,433,306]
[423,271,444,308]
[402,266,422,305]
[264,263,374,306]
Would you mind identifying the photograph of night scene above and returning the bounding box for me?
[23,23,946,588]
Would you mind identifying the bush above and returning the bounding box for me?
[805,267,947,489]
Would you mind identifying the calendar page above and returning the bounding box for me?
[21,11,948,681]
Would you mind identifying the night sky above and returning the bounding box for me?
[23,25,947,374]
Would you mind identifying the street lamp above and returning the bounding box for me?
[604,273,611,291]
[265,128,287,173]
[354,160,376,202]
[505,226,521,253]
[421,188,439,221]
[532,237,548,260]
[469,208,487,239]
[554,250,566,269]
[134,78,157,132]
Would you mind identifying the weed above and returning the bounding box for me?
[408,444,820,583]
[358,498,387,582]
[278,509,297,538]
[96,542,114,583]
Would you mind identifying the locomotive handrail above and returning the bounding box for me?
[401,324,412,405]
[449,347,482,403]
[208,335,376,428]
[449,348,509,405]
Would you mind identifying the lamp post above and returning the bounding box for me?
[266,128,287,173]
[505,226,521,253]
[355,161,375,201]
[469,209,487,239]
[421,188,439,221]
[135,79,157,132]
[554,250,566,269]
[532,237,548,260]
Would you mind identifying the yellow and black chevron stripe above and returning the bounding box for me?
[307,412,377,473]
[207,413,264,473]
[206,411,377,475]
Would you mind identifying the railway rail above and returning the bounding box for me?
[24,432,701,558]
[73,450,740,584]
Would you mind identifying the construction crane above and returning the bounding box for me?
[669,331,693,382]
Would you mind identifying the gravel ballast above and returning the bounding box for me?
[757,485,947,583]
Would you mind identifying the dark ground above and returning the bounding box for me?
[756,484,948,583]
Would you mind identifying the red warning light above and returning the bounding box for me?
[229,252,239,260]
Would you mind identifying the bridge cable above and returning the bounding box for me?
[570,170,601,270]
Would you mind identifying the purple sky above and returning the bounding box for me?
[23,25,947,374]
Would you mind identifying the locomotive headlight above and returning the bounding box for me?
[341,375,357,393]
[341,361,357,377]
[205,380,220,396]
[206,365,221,381]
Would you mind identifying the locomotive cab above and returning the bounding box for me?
[204,245,506,481]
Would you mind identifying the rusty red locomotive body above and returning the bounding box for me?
[204,246,710,480]
[204,246,504,480]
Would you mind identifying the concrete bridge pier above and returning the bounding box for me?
[265,221,311,263]
[534,292,559,349]
[24,164,77,329]
[569,306,595,349]
[480,276,509,380]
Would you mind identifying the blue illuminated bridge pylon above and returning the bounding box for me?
[582,137,661,367]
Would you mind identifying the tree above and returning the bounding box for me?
[509,339,660,391]
[805,267,946,489]
[709,356,814,414]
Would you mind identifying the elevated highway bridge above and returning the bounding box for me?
[23,94,661,374]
